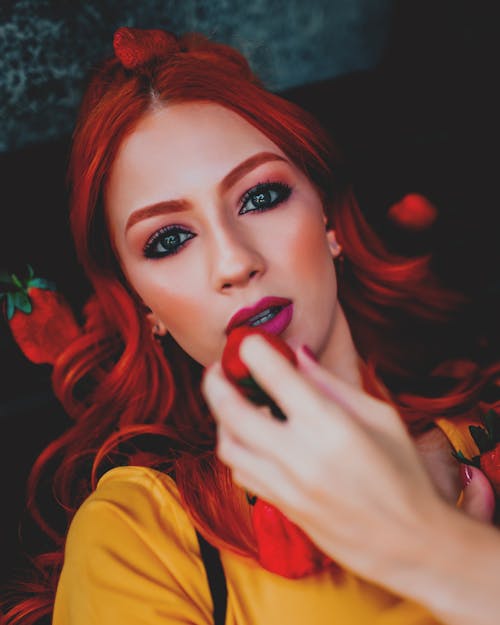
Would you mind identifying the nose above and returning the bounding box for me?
[209,223,266,291]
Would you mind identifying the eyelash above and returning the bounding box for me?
[143,180,293,259]
[239,181,292,215]
[143,226,195,259]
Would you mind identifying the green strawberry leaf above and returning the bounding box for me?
[246,491,257,506]
[11,274,23,289]
[469,425,494,454]
[6,294,14,320]
[269,401,287,422]
[27,277,56,291]
[247,387,270,403]
[13,291,32,314]
[238,376,259,389]
[27,264,34,280]
[484,409,500,444]
[451,450,481,467]
[14,291,33,315]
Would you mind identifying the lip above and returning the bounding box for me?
[226,296,292,335]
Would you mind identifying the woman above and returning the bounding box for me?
[3,27,499,625]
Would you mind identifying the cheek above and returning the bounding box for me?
[283,210,332,277]
[287,210,338,313]
[130,269,218,364]
[121,262,193,328]
[140,278,203,328]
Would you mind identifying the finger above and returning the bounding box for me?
[202,362,288,456]
[460,465,496,523]
[238,335,335,425]
[295,345,401,432]
[217,425,295,505]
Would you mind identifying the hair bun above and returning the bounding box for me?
[113,27,179,70]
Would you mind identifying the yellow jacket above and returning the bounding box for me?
[53,417,474,625]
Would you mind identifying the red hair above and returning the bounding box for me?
[3,30,498,624]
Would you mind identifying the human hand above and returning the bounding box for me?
[202,334,451,585]
[220,326,495,527]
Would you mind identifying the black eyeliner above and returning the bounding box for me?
[143,225,194,258]
[239,180,292,214]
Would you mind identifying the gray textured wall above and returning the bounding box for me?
[0,0,392,152]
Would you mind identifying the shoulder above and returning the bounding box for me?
[68,466,190,540]
[55,466,212,624]
[66,465,200,571]
[92,464,183,506]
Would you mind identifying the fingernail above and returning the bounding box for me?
[459,463,473,487]
[301,345,317,361]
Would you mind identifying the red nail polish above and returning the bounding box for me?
[301,345,317,361]
[459,463,473,487]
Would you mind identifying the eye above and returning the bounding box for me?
[239,181,292,215]
[143,226,195,259]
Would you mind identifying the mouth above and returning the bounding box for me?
[246,305,284,327]
[226,296,293,336]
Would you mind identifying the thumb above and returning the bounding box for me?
[460,465,496,523]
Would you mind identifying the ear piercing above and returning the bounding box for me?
[329,240,343,263]
[325,228,343,259]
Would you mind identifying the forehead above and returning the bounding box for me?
[105,102,287,220]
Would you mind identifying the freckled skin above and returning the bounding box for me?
[105,102,349,370]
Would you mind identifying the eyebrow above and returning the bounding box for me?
[125,151,288,233]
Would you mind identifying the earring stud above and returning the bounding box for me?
[329,240,343,257]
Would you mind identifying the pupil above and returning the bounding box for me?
[253,190,270,207]
[162,233,179,248]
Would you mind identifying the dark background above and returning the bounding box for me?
[1,0,498,589]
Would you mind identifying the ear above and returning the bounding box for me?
[146,311,168,337]
[325,229,343,259]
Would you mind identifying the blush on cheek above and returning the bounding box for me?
[291,222,332,274]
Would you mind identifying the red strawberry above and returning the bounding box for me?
[221,327,333,577]
[480,446,500,495]
[222,326,297,418]
[113,27,178,70]
[387,193,438,231]
[252,499,335,579]
[1,265,81,365]
[455,410,500,525]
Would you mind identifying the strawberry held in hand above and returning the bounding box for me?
[222,325,297,420]
[455,409,500,503]
[222,326,335,578]
[0,265,81,365]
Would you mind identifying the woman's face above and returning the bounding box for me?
[106,102,340,367]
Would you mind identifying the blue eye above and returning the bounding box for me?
[239,181,292,215]
[143,226,195,259]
